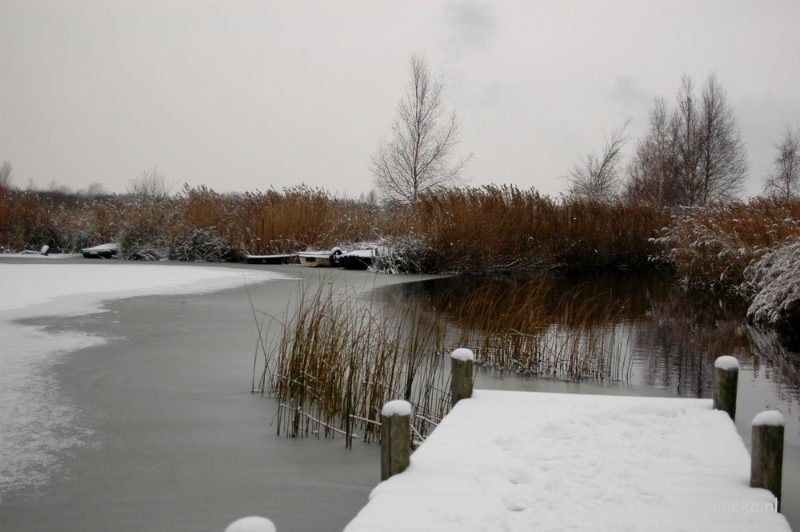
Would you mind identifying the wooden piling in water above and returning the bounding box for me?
[381,400,412,481]
[451,348,475,408]
[713,356,739,421]
[751,410,785,510]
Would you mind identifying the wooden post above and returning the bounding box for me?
[224,516,276,532]
[713,356,739,421]
[451,348,474,408]
[751,410,785,510]
[381,400,412,481]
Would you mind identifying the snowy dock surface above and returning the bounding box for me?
[345,390,791,532]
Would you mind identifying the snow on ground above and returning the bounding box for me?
[0,262,288,500]
[345,390,791,532]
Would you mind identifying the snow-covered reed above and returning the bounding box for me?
[743,239,800,335]
[651,198,800,291]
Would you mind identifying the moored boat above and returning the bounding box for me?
[298,247,343,267]
[81,243,119,259]
[245,254,297,265]
[340,248,375,270]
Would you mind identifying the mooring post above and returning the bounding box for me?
[713,356,739,421]
[224,516,276,532]
[381,400,412,481]
[451,348,475,407]
[751,410,785,510]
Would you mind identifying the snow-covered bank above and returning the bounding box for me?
[0,262,288,500]
[345,390,791,532]
[744,240,800,333]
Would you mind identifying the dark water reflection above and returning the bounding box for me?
[397,269,800,401]
[386,269,800,529]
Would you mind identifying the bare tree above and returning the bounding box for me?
[370,53,471,203]
[763,124,800,200]
[565,121,629,202]
[80,183,108,197]
[127,167,173,199]
[0,161,13,190]
[695,74,748,204]
[625,74,748,207]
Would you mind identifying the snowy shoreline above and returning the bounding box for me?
[0,261,289,500]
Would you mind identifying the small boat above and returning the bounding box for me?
[82,243,119,259]
[298,247,343,267]
[340,248,375,270]
[245,253,297,265]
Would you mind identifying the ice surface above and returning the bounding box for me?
[224,516,277,532]
[346,390,791,532]
[381,400,412,417]
[450,348,475,362]
[752,410,786,427]
[714,356,740,371]
[0,263,288,501]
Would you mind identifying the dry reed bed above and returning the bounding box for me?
[254,276,636,445]
[1,184,668,272]
[5,182,798,292]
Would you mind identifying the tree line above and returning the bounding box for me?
[567,74,800,206]
[367,54,798,206]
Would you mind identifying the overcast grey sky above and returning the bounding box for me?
[2,0,799,198]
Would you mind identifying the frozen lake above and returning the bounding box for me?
[0,258,797,531]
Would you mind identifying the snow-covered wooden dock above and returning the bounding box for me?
[344,389,792,532]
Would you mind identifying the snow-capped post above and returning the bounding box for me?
[224,516,276,532]
[713,356,739,421]
[450,348,475,407]
[751,410,785,509]
[381,400,412,481]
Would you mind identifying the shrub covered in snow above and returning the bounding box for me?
[743,239,800,335]
[371,237,436,274]
[169,227,237,262]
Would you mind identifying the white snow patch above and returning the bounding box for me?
[345,390,791,532]
[714,356,740,371]
[0,263,289,500]
[450,348,475,362]
[752,410,786,427]
[382,400,412,417]
[224,516,277,532]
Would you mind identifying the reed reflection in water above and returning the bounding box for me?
[401,270,800,403]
